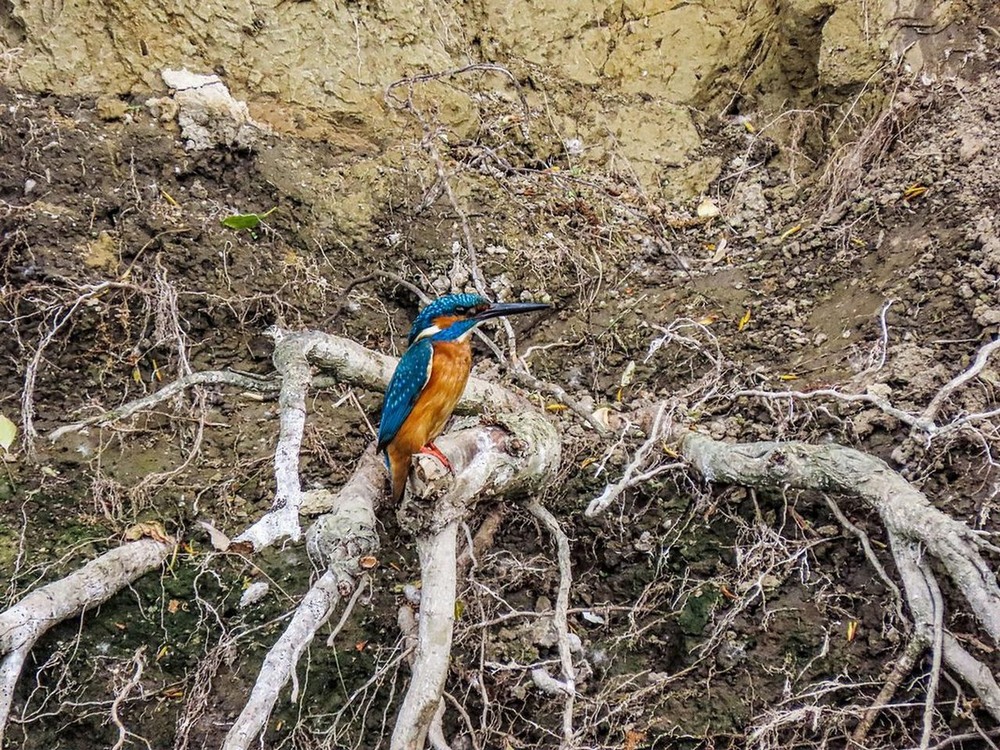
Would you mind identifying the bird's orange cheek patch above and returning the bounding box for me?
[433,315,463,330]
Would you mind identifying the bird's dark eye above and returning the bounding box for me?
[454,306,468,315]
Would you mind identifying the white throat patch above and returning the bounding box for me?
[413,324,442,342]
[413,321,480,343]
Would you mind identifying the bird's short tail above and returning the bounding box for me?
[387,445,411,503]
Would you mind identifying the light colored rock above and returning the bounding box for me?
[159,68,267,151]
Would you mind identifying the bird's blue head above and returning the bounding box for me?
[407,293,550,346]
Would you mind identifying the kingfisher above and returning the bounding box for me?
[377,292,550,502]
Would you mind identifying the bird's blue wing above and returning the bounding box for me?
[377,340,433,451]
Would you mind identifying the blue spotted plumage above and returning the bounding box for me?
[377,339,433,452]
[407,293,486,345]
[378,292,551,502]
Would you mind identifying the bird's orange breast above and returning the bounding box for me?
[394,339,472,454]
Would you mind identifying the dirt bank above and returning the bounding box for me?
[1,1,999,748]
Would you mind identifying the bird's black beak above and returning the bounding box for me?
[473,301,551,322]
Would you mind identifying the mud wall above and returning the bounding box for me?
[0,0,964,232]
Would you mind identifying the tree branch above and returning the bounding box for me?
[391,415,560,749]
[0,538,172,740]
[679,433,1000,643]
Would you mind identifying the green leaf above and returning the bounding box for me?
[221,206,276,231]
[0,414,17,452]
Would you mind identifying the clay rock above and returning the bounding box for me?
[153,69,269,151]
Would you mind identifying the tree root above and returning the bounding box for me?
[0,538,172,741]
[17,319,998,749]
[14,325,556,750]
[676,431,1000,732]
[221,570,348,750]
[222,447,382,750]
[528,499,577,748]
[392,417,560,749]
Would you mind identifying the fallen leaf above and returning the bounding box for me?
[737,309,752,332]
[455,600,466,619]
[779,224,802,241]
[545,403,569,412]
[696,197,721,219]
[0,413,16,451]
[847,620,859,642]
[695,314,719,326]
[661,443,679,458]
[156,645,170,661]
[221,206,276,231]
[239,581,270,608]
[359,555,379,570]
[620,360,636,388]
[902,183,928,200]
[591,407,614,430]
[167,599,181,614]
[123,521,171,543]
[198,519,232,551]
[778,373,799,381]
[624,729,647,750]
[355,640,368,652]
[581,610,606,625]
[710,237,728,263]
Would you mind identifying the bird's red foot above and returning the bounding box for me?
[419,441,454,473]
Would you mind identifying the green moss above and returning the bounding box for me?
[676,587,721,636]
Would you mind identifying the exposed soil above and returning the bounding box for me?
[2,8,1000,750]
